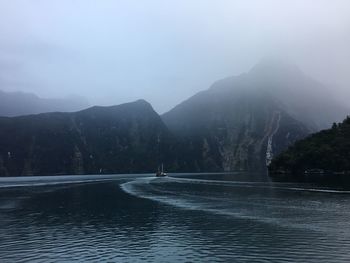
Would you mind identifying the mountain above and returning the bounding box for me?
[248,58,348,129]
[268,116,350,176]
[0,90,89,117]
[162,59,348,171]
[1,59,348,176]
[0,100,181,176]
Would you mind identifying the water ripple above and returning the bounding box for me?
[1,174,350,262]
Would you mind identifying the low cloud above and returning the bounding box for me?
[0,0,349,113]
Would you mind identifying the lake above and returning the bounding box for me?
[1,173,350,262]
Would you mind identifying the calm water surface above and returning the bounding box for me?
[1,173,350,262]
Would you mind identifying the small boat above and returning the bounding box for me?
[156,163,167,177]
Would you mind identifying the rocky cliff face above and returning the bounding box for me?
[162,83,310,171]
[161,60,345,171]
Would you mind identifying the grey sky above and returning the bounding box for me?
[0,0,349,113]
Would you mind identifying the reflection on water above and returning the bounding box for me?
[1,173,350,262]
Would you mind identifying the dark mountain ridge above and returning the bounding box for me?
[268,116,350,176]
[0,100,179,176]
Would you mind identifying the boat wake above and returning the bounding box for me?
[0,174,136,189]
[120,176,350,232]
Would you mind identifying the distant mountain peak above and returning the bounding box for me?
[77,99,160,124]
[99,99,151,108]
[112,99,153,111]
[249,57,302,77]
[0,89,90,117]
[132,99,152,107]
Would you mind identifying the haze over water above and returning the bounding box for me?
[1,173,350,262]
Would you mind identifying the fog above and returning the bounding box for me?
[0,0,349,113]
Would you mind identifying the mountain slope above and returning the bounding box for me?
[162,59,345,171]
[0,100,177,176]
[0,90,89,117]
[163,85,309,171]
[248,58,348,129]
[268,116,350,175]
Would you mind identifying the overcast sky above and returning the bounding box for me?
[0,0,349,113]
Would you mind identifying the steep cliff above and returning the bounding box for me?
[161,60,344,171]
[163,86,309,171]
[0,100,176,176]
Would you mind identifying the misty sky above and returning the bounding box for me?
[0,0,349,113]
